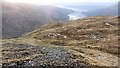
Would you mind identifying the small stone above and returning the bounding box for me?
[64,36,67,39]
[105,23,110,26]
[65,64,67,66]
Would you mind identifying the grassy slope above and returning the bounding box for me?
[1,16,119,66]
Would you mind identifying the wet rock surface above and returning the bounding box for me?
[1,43,89,67]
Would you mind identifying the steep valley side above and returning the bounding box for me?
[2,2,73,38]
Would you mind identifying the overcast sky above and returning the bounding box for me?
[4,0,119,5]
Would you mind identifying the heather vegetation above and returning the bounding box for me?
[1,16,119,67]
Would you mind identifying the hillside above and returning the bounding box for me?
[82,4,118,16]
[1,16,119,67]
[2,2,73,38]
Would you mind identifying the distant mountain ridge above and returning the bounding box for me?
[82,4,118,16]
[2,2,73,38]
